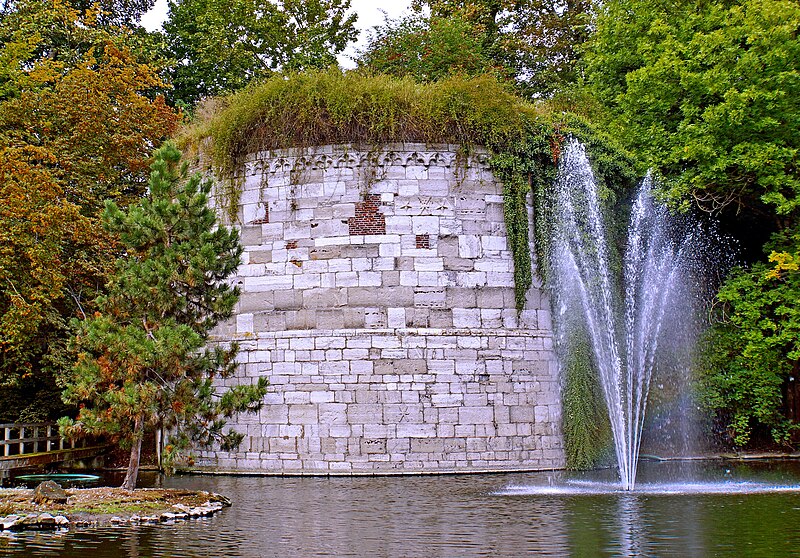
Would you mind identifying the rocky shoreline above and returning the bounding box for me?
[0,486,231,531]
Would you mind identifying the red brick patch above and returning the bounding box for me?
[348,194,385,235]
[415,234,430,249]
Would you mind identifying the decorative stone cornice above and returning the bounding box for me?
[240,143,491,177]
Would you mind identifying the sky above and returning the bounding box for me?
[139,0,415,68]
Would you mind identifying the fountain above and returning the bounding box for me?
[550,140,697,490]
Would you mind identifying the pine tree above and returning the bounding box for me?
[59,142,267,490]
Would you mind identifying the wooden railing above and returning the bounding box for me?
[0,423,87,458]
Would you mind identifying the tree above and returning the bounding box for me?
[163,0,358,107]
[59,143,267,490]
[699,230,800,446]
[0,0,179,411]
[386,0,593,96]
[0,0,154,26]
[358,13,499,83]
[586,0,800,223]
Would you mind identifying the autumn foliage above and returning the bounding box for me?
[0,0,178,399]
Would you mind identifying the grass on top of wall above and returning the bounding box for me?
[182,70,533,176]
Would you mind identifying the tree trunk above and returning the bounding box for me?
[121,415,144,491]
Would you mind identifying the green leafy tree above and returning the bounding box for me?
[60,143,267,490]
[163,0,358,107]
[586,0,800,222]
[699,230,800,446]
[391,0,593,95]
[1,0,154,27]
[358,13,498,83]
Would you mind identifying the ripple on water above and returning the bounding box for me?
[495,479,800,496]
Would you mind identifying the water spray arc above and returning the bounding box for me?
[551,140,695,490]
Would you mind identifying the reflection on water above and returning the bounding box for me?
[2,461,800,557]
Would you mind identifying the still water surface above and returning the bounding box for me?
[3,461,800,557]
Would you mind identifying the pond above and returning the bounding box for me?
[2,460,800,557]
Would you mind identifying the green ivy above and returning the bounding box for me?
[561,328,613,470]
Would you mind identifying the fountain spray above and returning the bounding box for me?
[550,140,696,490]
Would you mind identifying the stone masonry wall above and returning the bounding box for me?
[198,143,564,474]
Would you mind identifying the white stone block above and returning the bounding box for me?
[261,223,284,241]
[379,243,402,257]
[310,391,335,404]
[322,181,346,197]
[417,271,440,286]
[487,271,514,287]
[406,166,427,180]
[315,337,346,349]
[236,314,254,334]
[396,424,436,438]
[459,406,494,424]
[321,273,336,288]
[398,271,417,286]
[538,309,552,330]
[474,259,512,273]
[431,394,463,407]
[293,274,321,289]
[398,181,420,196]
[319,403,347,425]
[385,216,413,235]
[387,308,406,329]
[289,337,315,350]
[440,219,463,236]
[412,216,438,234]
[332,203,356,218]
[284,392,310,404]
[358,272,382,287]
[315,236,351,247]
[244,275,293,292]
[364,234,401,245]
[457,272,487,288]
[453,308,481,328]
[534,405,550,423]
[482,235,507,252]
[349,259,370,273]
[335,271,358,287]
[414,258,444,272]
[480,309,503,328]
[327,259,351,272]
[350,360,373,374]
[458,235,482,258]
[373,257,396,271]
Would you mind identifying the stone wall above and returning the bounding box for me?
[197,143,564,474]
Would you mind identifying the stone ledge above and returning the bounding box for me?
[210,327,554,342]
[180,464,564,477]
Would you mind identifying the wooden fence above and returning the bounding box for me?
[0,423,86,458]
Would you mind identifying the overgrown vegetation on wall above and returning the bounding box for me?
[181,69,637,468]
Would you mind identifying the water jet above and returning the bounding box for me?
[551,140,698,490]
